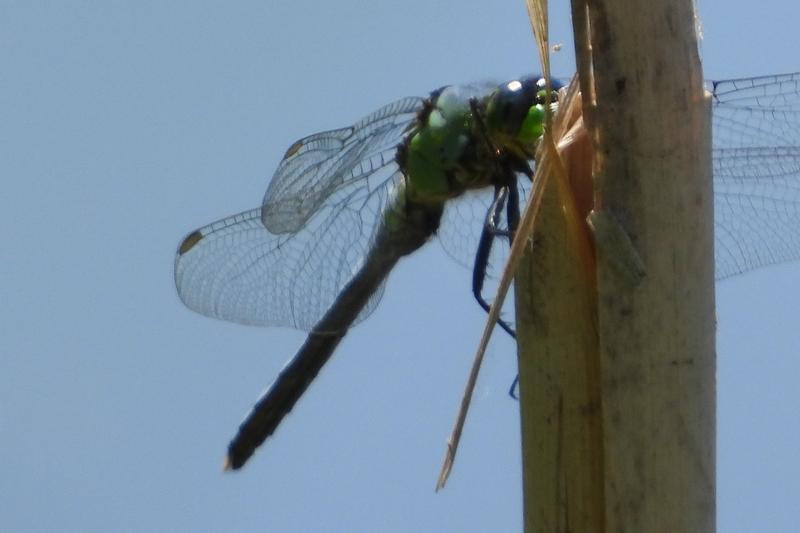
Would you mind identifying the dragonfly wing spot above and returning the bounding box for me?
[178,230,204,255]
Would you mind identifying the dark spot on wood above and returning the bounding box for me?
[579,400,600,416]
[615,77,627,95]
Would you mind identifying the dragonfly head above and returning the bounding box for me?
[485,76,563,159]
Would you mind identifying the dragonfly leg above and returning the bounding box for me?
[472,185,517,339]
[467,111,530,398]
[504,168,520,239]
[514,158,535,181]
[503,170,522,400]
[475,179,522,400]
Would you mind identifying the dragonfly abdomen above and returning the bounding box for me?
[226,196,443,468]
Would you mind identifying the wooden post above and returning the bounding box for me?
[516,0,714,531]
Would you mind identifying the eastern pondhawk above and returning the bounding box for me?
[175,72,800,470]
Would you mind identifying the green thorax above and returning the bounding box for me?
[397,77,558,206]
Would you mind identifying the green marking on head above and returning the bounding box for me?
[518,103,546,144]
[486,76,562,157]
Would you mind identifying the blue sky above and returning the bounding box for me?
[2,1,798,532]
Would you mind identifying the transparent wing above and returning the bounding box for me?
[176,72,800,334]
[441,72,800,285]
[175,96,425,330]
[711,72,800,279]
[175,169,405,330]
[435,179,531,333]
[437,189,496,271]
[437,176,531,277]
[261,97,424,233]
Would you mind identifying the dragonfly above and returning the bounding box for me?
[175,72,800,471]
